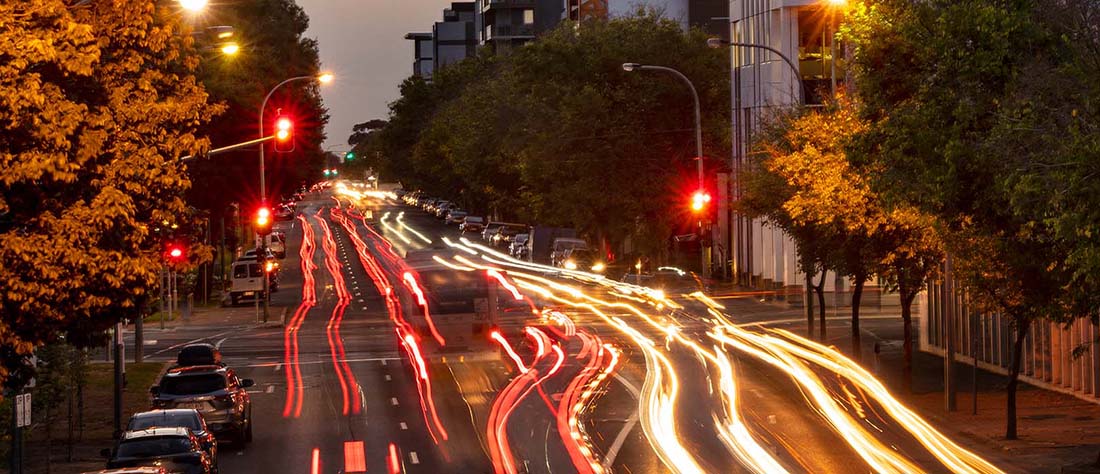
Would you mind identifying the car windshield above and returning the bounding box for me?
[128,413,201,431]
[233,264,262,279]
[569,249,600,263]
[466,217,483,223]
[514,234,529,242]
[500,226,524,236]
[159,374,226,395]
[116,437,193,458]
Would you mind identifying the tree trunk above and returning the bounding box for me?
[806,273,815,338]
[851,275,866,361]
[1006,319,1031,440]
[901,289,917,392]
[816,269,827,340]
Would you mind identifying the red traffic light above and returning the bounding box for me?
[255,207,273,235]
[690,190,712,213]
[273,114,294,153]
[166,244,185,261]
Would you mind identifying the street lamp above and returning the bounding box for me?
[622,62,708,276]
[258,72,334,205]
[706,38,808,104]
[179,0,208,12]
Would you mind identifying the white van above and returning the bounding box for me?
[268,232,286,259]
[229,261,264,305]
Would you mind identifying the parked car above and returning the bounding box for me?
[509,233,529,259]
[491,224,527,248]
[559,248,607,273]
[267,232,286,259]
[459,216,485,234]
[125,409,217,470]
[433,202,455,218]
[150,366,253,444]
[481,222,504,242]
[102,427,213,474]
[550,237,588,267]
[444,210,467,225]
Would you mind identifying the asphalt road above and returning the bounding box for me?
[117,186,997,474]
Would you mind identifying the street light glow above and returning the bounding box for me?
[621,63,641,72]
[318,73,335,84]
[220,43,240,56]
[178,0,208,12]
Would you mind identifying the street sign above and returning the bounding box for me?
[15,393,30,428]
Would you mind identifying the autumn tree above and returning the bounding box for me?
[846,0,1100,439]
[0,0,221,389]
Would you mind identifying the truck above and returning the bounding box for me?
[526,226,577,264]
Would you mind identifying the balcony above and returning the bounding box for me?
[487,23,535,39]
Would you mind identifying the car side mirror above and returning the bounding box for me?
[149,385,160,396]
[101,448,112,458]
[241,379,255,388]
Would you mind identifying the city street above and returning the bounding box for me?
[123,187,1009,473]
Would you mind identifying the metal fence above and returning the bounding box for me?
[919,277,1100,403]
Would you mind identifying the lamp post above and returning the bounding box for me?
[258,73,333,205]
[256,73,332,322]
[622,63,708,276]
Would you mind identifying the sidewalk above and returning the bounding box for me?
[711,287,1100,474]
[141,298,288,330]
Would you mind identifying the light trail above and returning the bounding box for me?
[379,211,413,245]
[283,214,318,418]
[396,211,434,244]
[491,330,530,374]
[401,271,447,346]
[387,443,402,474]
[316,210,360,415]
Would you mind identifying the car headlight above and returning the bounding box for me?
[563,260,578,270]
[591,263,606,272]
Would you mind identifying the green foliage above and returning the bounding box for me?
[0,0,221,389]
[357,14,729,255]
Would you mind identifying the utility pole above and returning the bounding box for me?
[944,253,957,412]
[113,322,124,438]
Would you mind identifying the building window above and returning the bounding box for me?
[523,9,534,25]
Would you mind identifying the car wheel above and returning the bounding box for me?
[230,295,238,306]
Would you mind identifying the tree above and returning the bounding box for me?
[845,0,1099,439]
[0,0,221,389]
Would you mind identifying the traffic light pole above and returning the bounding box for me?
[178,135,276,162]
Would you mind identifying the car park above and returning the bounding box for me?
[125,409,217,470]
[460,216,485,233]
[102,427,213,474]
[150,366,253,445]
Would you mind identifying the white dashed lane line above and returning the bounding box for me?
[390,397,399,406]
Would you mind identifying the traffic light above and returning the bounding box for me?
[690,190,712,214]
[255,207,273,235]
[273,114,294,153]
[345,152,355,161]
[166,244,185,261]
[323,169,331,177]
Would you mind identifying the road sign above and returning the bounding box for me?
[15,393,30,428]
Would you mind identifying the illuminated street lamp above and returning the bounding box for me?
[178,0,208,12]
[220,42,240,56]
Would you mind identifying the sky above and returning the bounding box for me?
[293,0,456,152]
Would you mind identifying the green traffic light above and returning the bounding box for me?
[345,152,355,160]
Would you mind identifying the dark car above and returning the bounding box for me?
[126,409,217,470]
[150,366,253,445]
[102,427,213,474]
[560,248,608,273]
[176,344,223,368]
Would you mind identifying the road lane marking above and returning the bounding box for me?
[143,340,158,345]
[380,359,387,366]
[274,363,282,372]
[399,422,408,430]
[384,374,391,381]
[266,385,275,394]
[343,441,367,473]
[409,451,420,465]
[390,397,399,406]
[215,337,229,349]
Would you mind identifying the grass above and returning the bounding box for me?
[10,361,167,473]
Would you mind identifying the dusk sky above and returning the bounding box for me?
[294,0,456,151]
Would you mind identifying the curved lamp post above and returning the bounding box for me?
[257,72,333,204]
